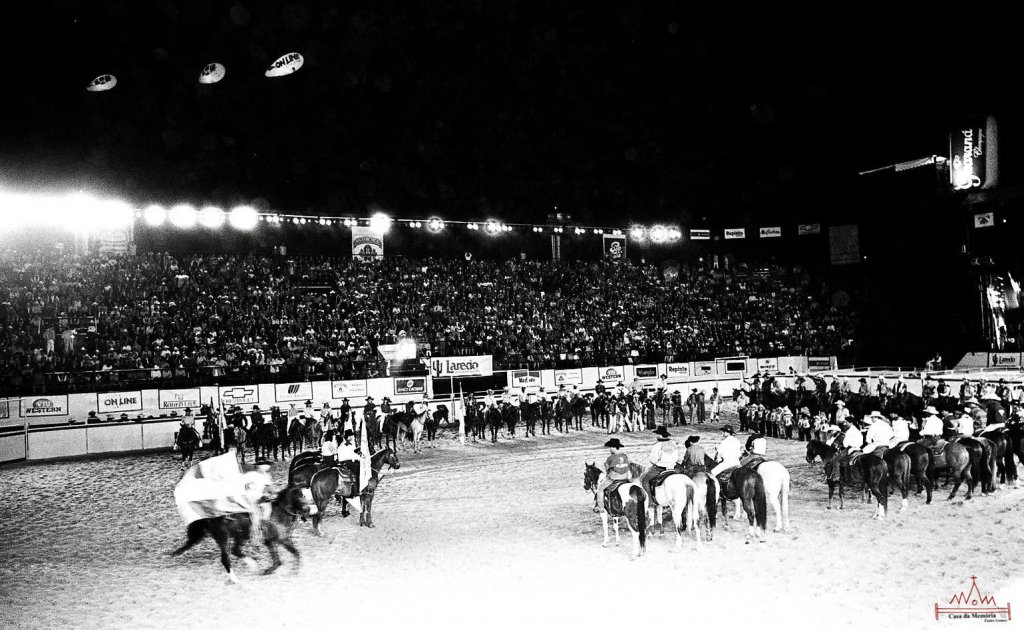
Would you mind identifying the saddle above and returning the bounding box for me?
[740,455,766,470]
[649,470,677,492]
[333,464,361,498]
[603,480,629,516]
[716,467,738,497]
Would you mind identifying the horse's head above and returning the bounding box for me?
[280,486,318,517]
[805,441,826,464]
[583,462,601,491]
[375,447,401,471]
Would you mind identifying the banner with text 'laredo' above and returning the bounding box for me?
[430,355,493,378]
[352,226,384,262]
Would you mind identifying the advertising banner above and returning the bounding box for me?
[159,388,202,410]
[759,226,782,238]
[807,357,835,372]
[0,399,8,419]
[554,369,583,386]
[331,380,368,399]
[395,377,427,395]
[603,234,627,260]
[634,365,659,380]
[666,363,689,378]
[974,212,994,228]
[989,352,1020,368]
[275,382,314,403]
[949,116,996,191]
[352,226,385,261]
[798,224,821,235]
[599,366,625,383]
[724,228,746,240]
[97,391,144,414]
[690,229,711,240]
[757,358,779,373]
[429,355,494,378]
[693,361,714,376]
[20,395,69,418]
[511,370,542,388]
[218,385,259,407]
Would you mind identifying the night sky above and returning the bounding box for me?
[2,1,1019,226]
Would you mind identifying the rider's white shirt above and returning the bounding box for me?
[891,418,910,443]
[920,415,943,437]
[842,425,864,450]
[866,420,894,445]
[715,435,742,467]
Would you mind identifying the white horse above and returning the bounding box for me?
[756,461,791,532]
[648,472,699,551]
[584,464,647,559]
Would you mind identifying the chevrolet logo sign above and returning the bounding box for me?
[221,387,256,400]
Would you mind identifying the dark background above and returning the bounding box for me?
[1,1,1021,366]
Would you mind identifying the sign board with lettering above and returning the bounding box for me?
[331,380,368,399]
[807,357,835,372]
[759,227,782,238]
[554,369,583,386]
[511,370,542,388]
[395,377,427,395]
[275,382,314,403]
[158,388,202,410]
[20,395,69,418]
[693,361,714,376]
[599,366,625,384]
[97,391,144,414]
[218,385,259,407]
[634,365,659,380]
[724,228,746,240]
[666,363,689,378]
[690,229,711,240]
[757,358,779,373]
[989,352,1020,368]
[430,355,494,378]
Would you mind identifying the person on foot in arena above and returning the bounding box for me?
[862,411,893,455]
[735,388,750,431]
[891,375,907,398]
[959,379,973,404]
[670,389,684,426]
[678,435,707,477]
[594,438,632,511]
[922,376,937,402]
[640,426,678,498]
[709,387,723,423]
[876,377,891,409]
[686,389,699,424]
[710,425,742,479]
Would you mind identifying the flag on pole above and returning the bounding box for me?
[173,451,248,525]
[459,384,466,445]
[359,409,371,492]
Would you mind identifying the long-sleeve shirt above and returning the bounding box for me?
[648,441,679,468]
[715,436,741,467]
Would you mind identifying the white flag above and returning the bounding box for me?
[359,409,371,492]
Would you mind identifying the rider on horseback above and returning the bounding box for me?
[594,438,633,511]
[678,435,707,477]
[641,426,678,498]
[710,425,742,482]
[320,430,338,467]
[179,407,202,444]
[862,411,893,455]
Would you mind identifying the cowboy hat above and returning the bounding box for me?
[923,405,939,415]
[685,435,700,445]
[721,425,735,435]
[604,438,624,449]
[254,459,272,468]
[653,426,672,440]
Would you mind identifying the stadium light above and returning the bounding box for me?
[229,206,259,230]
[169,204,198,228]
[666,227,682,241]
[199,206,226,228]
[370,212,392,233]
[427,218,445,232]
[143,205,166,227]
[484,220,502,235]
[629,226,646,241]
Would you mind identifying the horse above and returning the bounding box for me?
[288,450,321,486]
[876,447,912,512]
[916,438,975,500]
[750,460,792,532]
[582,463,647,559]
[174,426,202,471]
[978,428,1010,487]
[804,440,888,518]
[1005,426,1024,487]
[554,398,571,433]
[955,436,996,495]
[521,402,537,437]
[689,471,718,542]
[381,412,408,452]
[424,406,446,445]
[486,406,502,442]
[232,425,249,463]
[308,447,401,534]
[288,418,316,454]
[712,462,767,541]
[892,442,934,503]
[252,422,279,461]
[571,396,587,431]
[171,486,316,582]
[501,403,519,438]
[645,470,700,551]
[364,412,383,452]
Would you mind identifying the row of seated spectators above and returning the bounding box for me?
[0,250,857,395]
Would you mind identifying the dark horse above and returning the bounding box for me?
[521,402,537,437]
[877,447,913,512]
[171,486,316,582]
[708,457,767,542]
[252,422,279,461]
[423,406,445,447]
[805,440,889,518]
[308,447,401,535]
[918,437,975,500]
[288,418,317,454]
[891,442,934,504]
[486,406,502,442]
[174,426,202,471]
[502,403,519,438]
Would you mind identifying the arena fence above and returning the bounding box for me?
[0,355,836,464]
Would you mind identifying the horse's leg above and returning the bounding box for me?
[826,480,834,510]
[733,498,742,521]
[671,500,685,552]
[742,496,757,540]
[719,496,729,530]
[360,492,375,528]
[263,541,282,575]
[600,511,611,547]
[209,527,237,582]
[171,522,206,557]
[767,484,783,532]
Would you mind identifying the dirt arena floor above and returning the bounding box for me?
[3,405,1024,630]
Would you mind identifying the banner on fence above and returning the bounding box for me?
[807,357,835,372]
[159,388,202,410]
[599,366,625,384]
[690,229,711,241]
[218,385,259,407]
[634,365,659,381]
[429,355,493,378]
[395,377,427,395]
[724,228,746,240]
[511,370,542,388]
[757,358,779,373]
[275,382,313,403]
[97,391,143,414]
[20,395,69,417]
[666,363,689,378]
[554,369,583,386]
[331,380,368,399]
[693,361,714,376]
[759,226,782,238]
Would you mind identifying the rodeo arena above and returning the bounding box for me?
[3,5,1024,630]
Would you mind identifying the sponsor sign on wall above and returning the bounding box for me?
[757,358,779,373]
[722,360,746,374]
[990,352,1020,368]
[759,227,782,238]
[275,382,313,403]
[693,361,714,376]
[511,370,542,388]
[352,226,385,261]
[690,229,711,240]
[634,365,659,380]
[724,228,746,240]
[798,224,821,235]
[0,399,9,419]
[603,234,627,260]
[159,388,202,410]
[666,363,689,377]
[429,355,494,378]
[97,391,143,414]
[599,366,625,384]
[808,357,834,372]
[331,380,368,399]
[949,116,996,191]
[219,385,259,407]
[20,395,69,417]
[395,377,427,395]
[554,369,583,386]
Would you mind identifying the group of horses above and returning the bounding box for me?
[462,397,590,442]
[173,414,323,470]
[582,455,792,559]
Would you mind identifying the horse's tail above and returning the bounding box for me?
[753,473,767,532]
[630,485,647,552]
[705,476,718,530]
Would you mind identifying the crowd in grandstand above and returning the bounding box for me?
[0,249,856,394]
